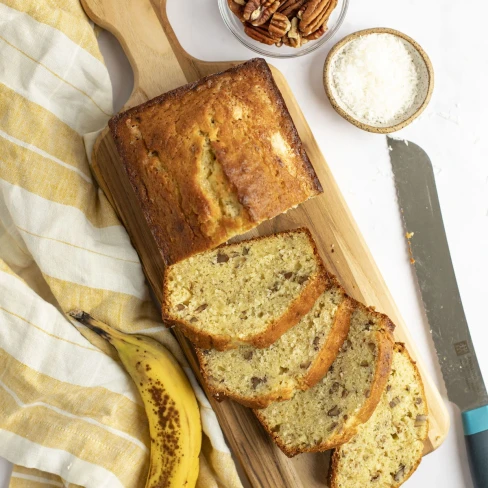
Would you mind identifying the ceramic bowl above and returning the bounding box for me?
[323,28,434,133]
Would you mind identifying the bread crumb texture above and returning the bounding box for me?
[164,229,324,346]
[197,279,349,406]
[330,344,428,488]
[255,304,393,456]
[109,58,321,264]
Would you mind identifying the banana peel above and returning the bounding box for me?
[69,310,201,488]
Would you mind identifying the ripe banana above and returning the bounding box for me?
[69,310,201,488]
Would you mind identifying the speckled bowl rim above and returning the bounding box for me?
[323,27,435,134]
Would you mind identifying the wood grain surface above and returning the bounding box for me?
[81,0,450,486]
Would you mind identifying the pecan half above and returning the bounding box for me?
[278,0,306,17]
[227,0,246,20]
[269,12,291,37]
[243,0,281,26]
[244,23,280,44]
[303,23,327,40]
[299,0,338,36]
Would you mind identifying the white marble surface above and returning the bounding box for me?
[2,0,487,486]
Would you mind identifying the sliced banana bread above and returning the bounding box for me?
[254,303,395,457]
[162,228,328,350]
[196,276,354,408]
[329,343,429,488]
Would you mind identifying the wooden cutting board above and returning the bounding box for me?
[82,0,450,486]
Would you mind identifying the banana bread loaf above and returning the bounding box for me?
[162,228,328,350]
[254,303,395,457]
[196,276,354,408]
[109,58,322,265]
[329,343,429,488]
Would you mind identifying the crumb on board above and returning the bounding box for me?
[405,232,416,264]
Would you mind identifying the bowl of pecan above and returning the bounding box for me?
[219,0,349,58]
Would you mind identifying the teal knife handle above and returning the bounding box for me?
[463,406,488,488]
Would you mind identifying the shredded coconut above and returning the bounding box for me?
[330,33,420,125]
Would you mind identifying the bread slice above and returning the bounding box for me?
[329,343,429,488]
[162,228,328,350]
[196,276,354,408]
[109,58,322,265]
[254,303,395,457]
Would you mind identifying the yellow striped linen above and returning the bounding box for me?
[0,1,242,487]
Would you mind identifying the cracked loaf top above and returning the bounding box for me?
[109,58,322,264]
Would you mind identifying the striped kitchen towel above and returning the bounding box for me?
[0,1,242,487]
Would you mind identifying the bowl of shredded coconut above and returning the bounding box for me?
[323,28,434,133]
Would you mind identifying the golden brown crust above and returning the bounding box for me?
[109,58,322,265]
[162,227,328,351]
[195,285,353,409]
[254,304,396,457]
[328,446,340,488]
[250,267,328,349]
[328,343,429,488]
[300,294,354,389]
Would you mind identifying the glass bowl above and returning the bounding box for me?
[218,0,349,58]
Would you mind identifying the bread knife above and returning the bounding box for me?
[387,136,488,488]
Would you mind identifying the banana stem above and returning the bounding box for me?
[68,309,115,342]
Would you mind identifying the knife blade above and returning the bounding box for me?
[388,136,488,488]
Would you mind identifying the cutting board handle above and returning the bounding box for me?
[81,0,188,107]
